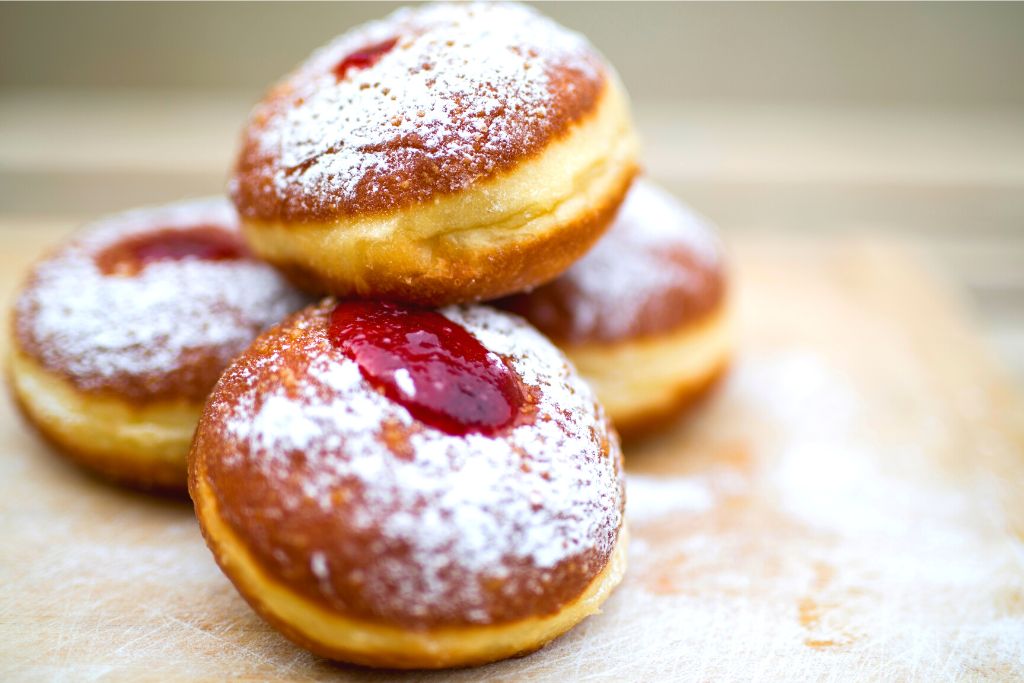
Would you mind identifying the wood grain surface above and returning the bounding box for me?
[1,231,1022,681]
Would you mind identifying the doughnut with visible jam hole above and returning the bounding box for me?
[8,198,308,491]
[231,2,638,305]
[189,300,626,668]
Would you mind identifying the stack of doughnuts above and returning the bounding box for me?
[8,1,729,669]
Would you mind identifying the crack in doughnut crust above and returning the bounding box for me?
[232,2,610,221]
[190,302,625,641]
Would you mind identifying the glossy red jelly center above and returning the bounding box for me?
[98,227,247,275]
[333,38,398,80]
[329,301,525,437]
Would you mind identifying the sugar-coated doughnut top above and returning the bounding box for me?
[194,302,624,628]
[13,199,308,402]
[231,2,607,223]
[499,180,727,344]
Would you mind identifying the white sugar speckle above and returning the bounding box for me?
[220,304,624,621]
[556,179,724,340]
[15,198,307,392]
[238,2,601,214]
[310,552,329,580]
[393,368,416,397]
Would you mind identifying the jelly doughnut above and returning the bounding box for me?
[189,300,626,668]
[498,180,730,437]
[231,2,638,305]
[8,199,307,491]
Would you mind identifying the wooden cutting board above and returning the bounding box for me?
[1,234,1022,681]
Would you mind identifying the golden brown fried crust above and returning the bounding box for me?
[496,182,728,345]
[13,261,243,406]
[13,208,230,404]
[230,18,607,223]
[615,359,730,440]
[500,248,725,345]
[17,341,245,407]
[244,166,635,305]
[7,371,188,493]
[190,302,622,630]
[211,577,549,669]
[12,199,307,405]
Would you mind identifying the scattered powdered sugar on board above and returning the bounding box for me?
[240,1,602,214]
[564,179,724,340]
[621,349,1024,677]
[15,198,307,394]
[626,472,744,525]
[219,305,623,620]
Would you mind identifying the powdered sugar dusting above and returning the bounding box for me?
[14,198,307,397]
[235,2,603,217]
[564,179,724,340]
[217,304,623,622]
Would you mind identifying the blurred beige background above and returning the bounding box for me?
[1,2,1022,381]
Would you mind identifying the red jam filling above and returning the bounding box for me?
[329,301,525,437]
[333,38,398,80]
[98,227,247,276]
